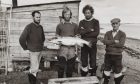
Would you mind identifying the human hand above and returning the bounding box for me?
[25,50,29,53]
[80,27,85,29]
[75,34,81,38]
[115,40,119,43]
[48,37,57,41]
[58,41,63,45]
[43,46,47,50]
[90,29,94,31]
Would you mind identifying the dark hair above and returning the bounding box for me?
[82,5,94,14]
[62,7,72,19]
[31,11,41,17]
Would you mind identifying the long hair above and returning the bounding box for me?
[62,6,72,19]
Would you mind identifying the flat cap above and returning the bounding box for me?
[111,18,121,23]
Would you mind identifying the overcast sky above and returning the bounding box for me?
[1,0,140,23]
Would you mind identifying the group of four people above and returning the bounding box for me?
[19,5,126,84]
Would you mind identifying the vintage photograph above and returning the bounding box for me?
[0,0,140,84]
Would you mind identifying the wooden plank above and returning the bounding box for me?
[9,8,79,32]
[11,4,62,13]
[11,56,30,61]
[12,14,32,19]
[9,18,78,32]
[10,48,59,61]
[9,46,28,54]
[10,30,22,35]
[10,19,32,23]
[48,76,99,84]
[9,36,20,43]
[9,3,79,13]
[11,10,61,19]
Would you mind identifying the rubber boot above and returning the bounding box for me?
[114,75,124,84]
[80,69,88,76]
[89,66,98,76]
[28,73,37,84]
[57,56,66,78]
[103,73,110,84]
[58,71,64,78]
[66,57,76,77]
[66,73,72,77]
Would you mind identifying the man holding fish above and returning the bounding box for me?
[55,6,79,78]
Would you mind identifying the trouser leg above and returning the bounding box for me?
[103,54,112,84]
[114,55,124,84]
[89,44,97,76]
[66,56,76,77]
[81,45,88,76]
[28,51,41,84]
[102,71,111,84]
[89,66,98,76]
[57,56,66,78]
[114,74,124,84]
[28,73,37,84]
[29,51,41,77]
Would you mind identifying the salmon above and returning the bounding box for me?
[49,37,91,47]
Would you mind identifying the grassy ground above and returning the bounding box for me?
[0,38,140,84]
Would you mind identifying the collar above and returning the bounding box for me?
[112,29,119,33]
[62,21,72,24]
[84,16,94,21]
[32,22,40,27]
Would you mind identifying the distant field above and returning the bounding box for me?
[100,23,140,40]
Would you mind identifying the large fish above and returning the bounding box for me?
[49,37,91,47]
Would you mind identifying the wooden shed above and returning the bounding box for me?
[6,0,81,71]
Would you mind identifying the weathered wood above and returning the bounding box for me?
[6,1,80,63]
[48,76,99,84]
[10,2,79,13]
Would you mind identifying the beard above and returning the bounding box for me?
[34,20,40,24]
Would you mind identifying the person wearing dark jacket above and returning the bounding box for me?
[19,11,45,84]
[78,5,100,76]
[102,18,126,84]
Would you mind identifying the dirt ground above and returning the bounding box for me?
[97,39,140,84]
[0,38,140,84]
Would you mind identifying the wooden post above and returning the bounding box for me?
[12,0,18,7]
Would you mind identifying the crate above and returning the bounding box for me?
[48,76,99,84]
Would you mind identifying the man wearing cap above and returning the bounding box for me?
[101,18,126,84]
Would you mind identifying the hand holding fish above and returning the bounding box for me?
[49,37,91,47]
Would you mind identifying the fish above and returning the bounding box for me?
[49,37,91,47]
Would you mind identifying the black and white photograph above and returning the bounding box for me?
[0,0,140,84]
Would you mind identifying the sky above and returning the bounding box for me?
[1,0,140,23]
